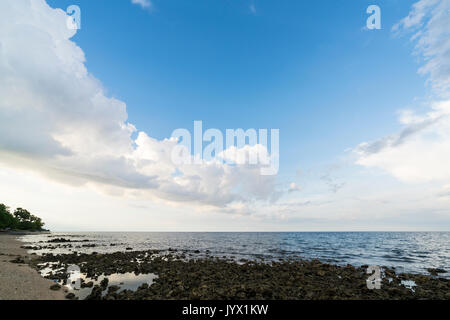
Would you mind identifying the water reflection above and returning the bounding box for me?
[66,272,158,300]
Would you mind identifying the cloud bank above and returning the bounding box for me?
[0,0,277,214]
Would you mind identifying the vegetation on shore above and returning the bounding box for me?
[0,203,46,231]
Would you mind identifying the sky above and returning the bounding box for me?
[0,0,449,231]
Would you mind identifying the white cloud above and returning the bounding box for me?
[0,0,278,215]
[393,0,450,97]
[355,0,450,184]
[355,100,450,183]
[131,0,152,10]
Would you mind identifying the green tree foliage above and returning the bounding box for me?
[0,204,45,231]
[0,204,15,229]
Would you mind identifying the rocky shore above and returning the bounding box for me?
[27,245,450,300]
[0,234,65,300]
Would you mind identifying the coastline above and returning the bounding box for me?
[0,233,66,300]
[4,232,450,300]
[31,241,450,300]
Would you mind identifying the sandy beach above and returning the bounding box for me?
[0,233,66,300]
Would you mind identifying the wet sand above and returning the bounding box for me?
[0,233,66,300]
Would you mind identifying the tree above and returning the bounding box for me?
[0,204,16,229]
[0,204,45,231]
[14,208,45,230]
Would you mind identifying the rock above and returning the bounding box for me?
[82,244,96,248]
[85,285,103,300]
[427,268,446,276]
[138,283,149,290]
[50,284,61,291]
[10,257,25,264]
[30,247,450,300]
[100,278,109,289]
[48,238,71,243]
[81,281,94,288]
[107,285,120,293]
[65,293,77,300]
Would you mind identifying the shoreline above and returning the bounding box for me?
[0,234,66,300]
[4,233,450,300]
[31,245,450,300]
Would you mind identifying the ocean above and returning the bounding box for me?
[20,231,449,277]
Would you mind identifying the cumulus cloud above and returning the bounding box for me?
[0,0,278,214]
[355,0,450,183]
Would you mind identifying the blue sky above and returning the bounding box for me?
[48,0,426,175]
[1,0,449,231]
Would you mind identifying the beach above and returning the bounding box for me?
[0,233,65,300]
[2,232,449,300]
[20,232,450,300]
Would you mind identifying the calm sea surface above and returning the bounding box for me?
[21,232,449,276]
